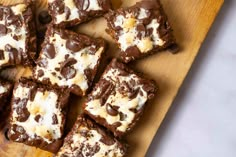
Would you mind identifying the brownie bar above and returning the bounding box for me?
[0,2,36,68]
[105,0,176,63]
[56,114,127,157]
[48,0,112,27]
[33,27,105,96]
[8,78,69,153]
[83,59,157,137]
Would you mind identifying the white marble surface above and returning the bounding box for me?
[147,1,236,157]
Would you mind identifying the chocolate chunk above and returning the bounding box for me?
[64,7,71,20]
[38,11,52,24]
[61,67,76,79]
[119,112,126,121]
[112,122,122,128]
[0,24,7,35]
[15,98,30,122]
[29,87,37,101]
[34,115,41,122]
[37,69,44,77]
[52,114,58,124]
[106,103,119,116]
[44,43,56,59]
[66,39,82,52]
[60,58,77,79]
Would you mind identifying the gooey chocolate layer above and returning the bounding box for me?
[56,115,126,157]
[33,27,105,96]
[84,59,156,137]
[48,0,111,27]
[0,2,36,68]
[105,0,176,63]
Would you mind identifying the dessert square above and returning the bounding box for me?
[0,2,36,68]
[0,79,13,112]
[8,78,70,153]
[33,27,105,96]
[83,59,157,137]
[56,115,127,157]
[105,0,176,63]
[48,0,112,27]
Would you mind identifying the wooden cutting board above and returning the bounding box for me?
[0,0,224,157]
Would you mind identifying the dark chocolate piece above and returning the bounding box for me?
[105,0,177,63]
[8,78,70,153]
[83,59,157,137]
[0,2,36,68]
[48,0,112,28]
[33,27,105,96]
[56,114,127,157]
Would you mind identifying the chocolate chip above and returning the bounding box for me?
[61,66,76,79]
[0,24,7,35]
[129,89,139,99]
[119,112,126,121]
[84,68,93,82]
[34,115,41,122]
[112,122,121,128]
[52,114,58,124]
[66,39,82,52]
[60,58,77,79]
[44,43,56,59]
[37,69,44,77]
[38,10,52,24]
[64,7,71,20]
[65,54,69,59]
[106,103,119,116]
[76,0,90,10]
[13,35,19,41]
[99,134,115,146]
[29,87,37,101]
